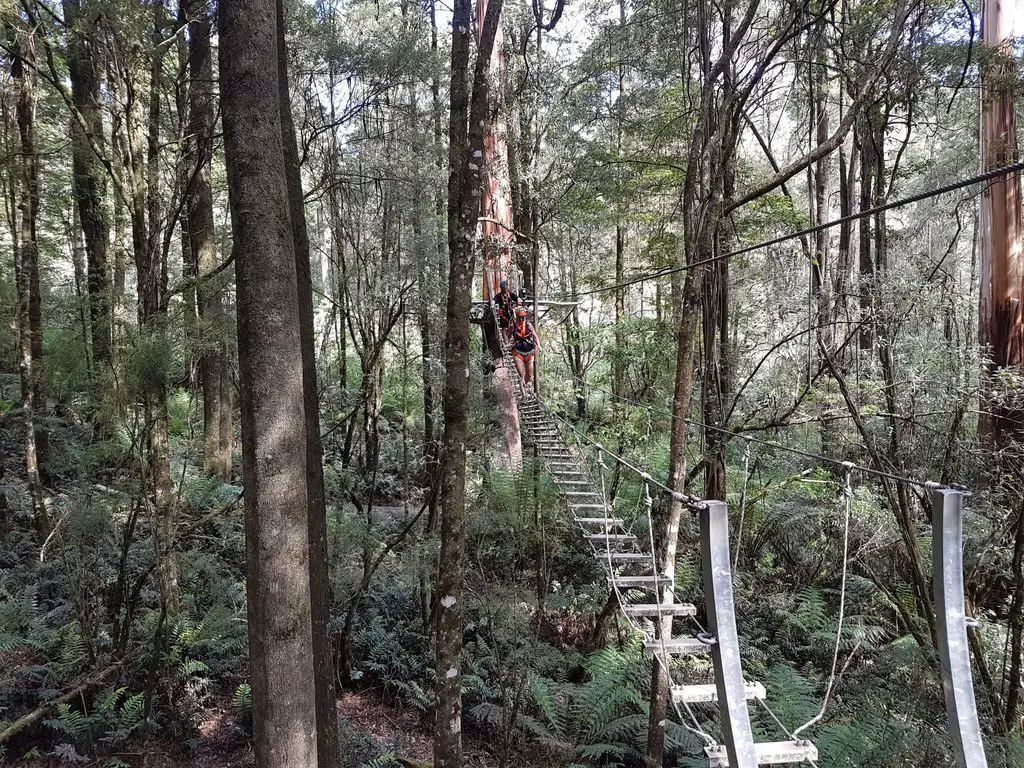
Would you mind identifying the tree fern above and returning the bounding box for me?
[529,671,564,735]
[752,665,818,737]
[42,702,90,738]
[789,587,828,636]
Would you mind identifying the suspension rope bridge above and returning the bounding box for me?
[477,152,1014,766]
[493,332,987,767]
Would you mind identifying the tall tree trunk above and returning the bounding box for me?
[123,1,178,617]
[277,1,341,761]
[476,0,521,454]
[434,0,503,764]
[221,0,321,764]
[612,0,627,402]
[857,117,876,352]
[810,23,828,349]
[834,142,856,368]
[63,0,112,371]
[979,0,1024,441]
[11,26,50,538]
[979,0,1024,731]
[184,0,232,480]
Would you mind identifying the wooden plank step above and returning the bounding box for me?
[564,490,602,496]
[575,517,625,525]
[705,741,818,767]
[622,602,697,618]
[671,681,766,705]
[644,637,707,656]
[571,503,611,510]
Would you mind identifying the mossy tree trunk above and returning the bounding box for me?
[63,0,111,374]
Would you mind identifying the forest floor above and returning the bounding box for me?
[7,689,511,767]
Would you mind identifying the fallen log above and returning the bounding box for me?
[0,663,122,744]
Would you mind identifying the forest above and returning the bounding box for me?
[0,0,1022,765]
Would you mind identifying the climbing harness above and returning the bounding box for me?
[513,318,536,361]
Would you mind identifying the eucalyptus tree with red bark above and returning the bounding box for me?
[979,0,1024,733]
[978,0,1024,444]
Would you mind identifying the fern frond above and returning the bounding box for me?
[468,701,505,732]
[577,741,628,760]
[529,672,562,735]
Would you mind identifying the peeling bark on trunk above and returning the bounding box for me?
[979,0,1024,731]
[979,0,1024,442]
[476,0,521,459]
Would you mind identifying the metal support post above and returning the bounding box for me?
[701,501,758,768]
[931,486,988,768]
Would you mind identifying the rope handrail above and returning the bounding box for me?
[582,382,967,492]
[534,396,705,509]
[526,390,834,761]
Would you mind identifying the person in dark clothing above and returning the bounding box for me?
[494,279,519,342]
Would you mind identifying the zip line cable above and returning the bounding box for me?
[583,382,961,491]
[554,158,1024,300]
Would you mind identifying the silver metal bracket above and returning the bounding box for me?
[700,500,758,768]
[931,487,988,768]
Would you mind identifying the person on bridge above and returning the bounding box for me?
[512,306,539,394]
[494,279,519,343]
